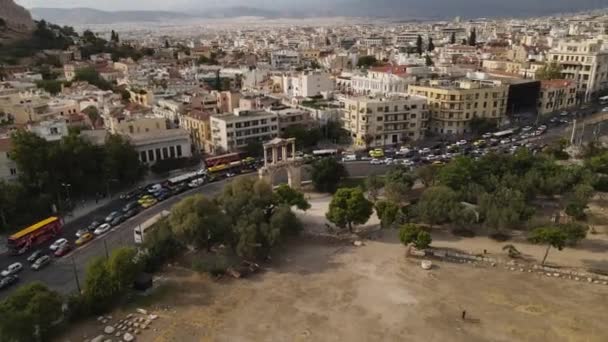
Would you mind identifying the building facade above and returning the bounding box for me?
[271,50,301,69]
[340,95,430,147]
[408,80,509,135]
[181,110,212,153]
[210,110,279,153]
[537,80,577,116]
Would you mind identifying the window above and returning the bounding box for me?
[227,123,233,128]
[411,105,417,109]
[177,145,182,157]
[271,118,277,122]
[483,102,487,108]
[411,113,416,119]
[235,123,242,128]
[170,146,176,158]
[155,149,162,161]
[162,147,169,159]
[377,116,383,121]
[148,150,154,161]
[9,168,17,176]
[129,125,134,134]
[50,127,59,135]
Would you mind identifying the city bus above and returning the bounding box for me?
[134,210,170,244]
[492,129,516,138]
[7,217,63,254]
[313,149,339,157]
[207,157,257,175]
[204,152,242,168]
[165,170,205,188]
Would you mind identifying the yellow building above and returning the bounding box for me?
[408,80,509,135]
[537,80,577,116]
[181,110,212,153]
[129,88,155,107]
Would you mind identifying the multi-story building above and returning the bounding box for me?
[0,137,18,182]
[129,88,155,107]
[131,129,192,165]
[181,110,212,153]
[213,91,240,113]
[27,118,70,142]
[340,95,430,147]
[210,110,279,153]
[408,79,509,135]
[537,79,577,116]
[547,39,608,100]
[271,50,301,69]
[267,106,312,134]
[351,65,415,95]
[282,71,335,98]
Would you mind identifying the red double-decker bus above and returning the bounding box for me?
[204,152,242,168]
[7,217,63,254]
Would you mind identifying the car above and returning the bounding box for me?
[140,197,158,209]
[384,158,395,165]
[188,178,205,188]
[26,250,43,263]
[559,119,570,124]
[482,133,493,139]
[560,111,569,116]
[54,244,72,257]
[432,160,445,165]
[110,214,126,226]
[342,154,357,161]
[87,220,102,232]
[171,183,190,195]
[473,139,486,147]
[94,223,112,235]
[370,158,385,165]
[104,211,120,223]
[0,275,19,290]
[456,140,467,146]
[155,192,171,202]
[1,262,23,277]
[76,232,95,246]
[535,130,545,136]
[549,117,558,123]
[31,255,51,270]
[120,189,142,201]
[402,159,415,167]
[420,147,431,155]
[123,207,139,219]
[147,184,163,194]
[522,126,533,132]
[538,125,547,131]
[49,238,68,251]
[138,195,154,204]
[426,154,438,161]
[122,201,140,213]
[602,107,608,112]
[500,139,511,145]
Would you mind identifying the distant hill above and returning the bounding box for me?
[31,7,194,25]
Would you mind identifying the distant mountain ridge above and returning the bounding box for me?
[30,7,194,25]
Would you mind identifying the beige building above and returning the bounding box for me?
[547,39,608,100]
[129,88,155,107]
[181,110,212,153]
[213,91,240,113]
[267,106,312,134]
[537,80,577,116]
[210,110,279,153]
[408,80,509,135]
[340,95,430,147]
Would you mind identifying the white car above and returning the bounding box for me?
[342,154,357,162]
[402,159,414,166]
[420,147,431,155]
[94,223,112,235]
[1,262,23,277]
[49,238,68,251]
[396,147,410,155]
[482,133,493,139]
[384,158,395,165]
[560,111,569,117]
[456,140,467,146]
[370,158,385,165]
[188,178,205,188]
[500,139,511,145]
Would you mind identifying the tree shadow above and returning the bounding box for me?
[581,259,608,274]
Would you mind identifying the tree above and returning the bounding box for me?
[586,151,608,174]
[438,156,476,192]
[110,30,119,43]
[310,157,348,193]
[425,54,434,66]
[375,200,400,228]
[83,106,100,125]
[242,139,264,158]
[528,224,587,265]
[415,186,461,227]
[399,223,432,249]
[416,164,440,187]
[270,204,303,238]
[468,28,477,46]
[83,257,115,313]
[365,174,384,201]
[0,282,63,341]
[416,35,423,55]
[427,37,435,52]
[384,165,415,203]
[281,125,322,151]
[535,62,563,80]
[103,134,145,187]
[357,55,378,68]
[35,79,63,95]
[107,247,140,293]
[564,183,594,219]
[274,184,311,211]
[74,67,113,91]
[479,186,533,233]
[326,187,373,232]
[170,194,229,250]
[450,32,456,44]
[469,116,497,135]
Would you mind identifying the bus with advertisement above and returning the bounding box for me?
[204,152,242,168]
[134,210,170,244]
[6,217,63,254]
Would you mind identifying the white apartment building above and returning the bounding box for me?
[210,110,279,153]
[547,39,608,100]
[282,71,335,98]
[340,95,430,148]
[271,50,301,69]
[350,66,415,95]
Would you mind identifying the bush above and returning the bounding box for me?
[593,175,608,192]
[192,254,237,276]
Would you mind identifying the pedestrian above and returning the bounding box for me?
[462,310,466,320]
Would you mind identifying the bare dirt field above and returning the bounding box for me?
[60,193,608,342]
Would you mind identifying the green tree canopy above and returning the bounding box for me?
[415,186,461,227]
[384,165,416,203]
[357,55,378,68]
[310,157,348,193]
[528,224,587,265]
[83,257,115,314]
[416,35,423,55]
[365,174,384,201]
[478,186,533,233]
[375,200,400,228]
[274,184,311,211]
[399,223,432,249]
[326,187,373,232]
[107,247,140,293]
[170,194,229,250]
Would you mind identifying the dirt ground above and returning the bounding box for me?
[60,193,608,342]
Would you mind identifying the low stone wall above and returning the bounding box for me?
[410,247,608,286]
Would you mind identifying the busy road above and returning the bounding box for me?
[0,109,606,298]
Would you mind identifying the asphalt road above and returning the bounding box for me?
[0,110,605,298]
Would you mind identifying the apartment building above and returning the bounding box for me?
[340,95,430,148]
[351,65,415,95]
[210,110,279,153]
[547,39,608,100]
[537,80,577,116]
[213,91,240,113]
[267,106,312,133]
[408,80,509,135]
[0,137,18,182]
[282,71,335,98]
[181,110,212,153]
[271,50,301,69]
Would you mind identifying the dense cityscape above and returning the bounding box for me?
[1,0,608,341]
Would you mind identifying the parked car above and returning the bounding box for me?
[370,158,385,165]
[456,140,468,146]
[54,244,72,257]
[87,220,102,232]
[521,126,533,132]
[147,184,163,194]
[482,133,493,139]
[420,147,431,155]
[342,154,357,162]
[120,189,142,201]
[0,275,19,290]
[49,238,68,251]
[122,201,140,213]
[31,255,51,270]
[155,192,171,202]
[26,250,43,263]
[138,195,155,204]
[188,178,206,188]
[75,232,95,246]
[560,111,569,116]
[402,159,415,167]
[123,208,139,219]
[171,183,190,195]
[110,214,126,226]
[140,197,158,208]
[75,229,89,238]
[104,211,120,223]
[500,139,511,145]
[94,223,112,235]
[1,262,23,277]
